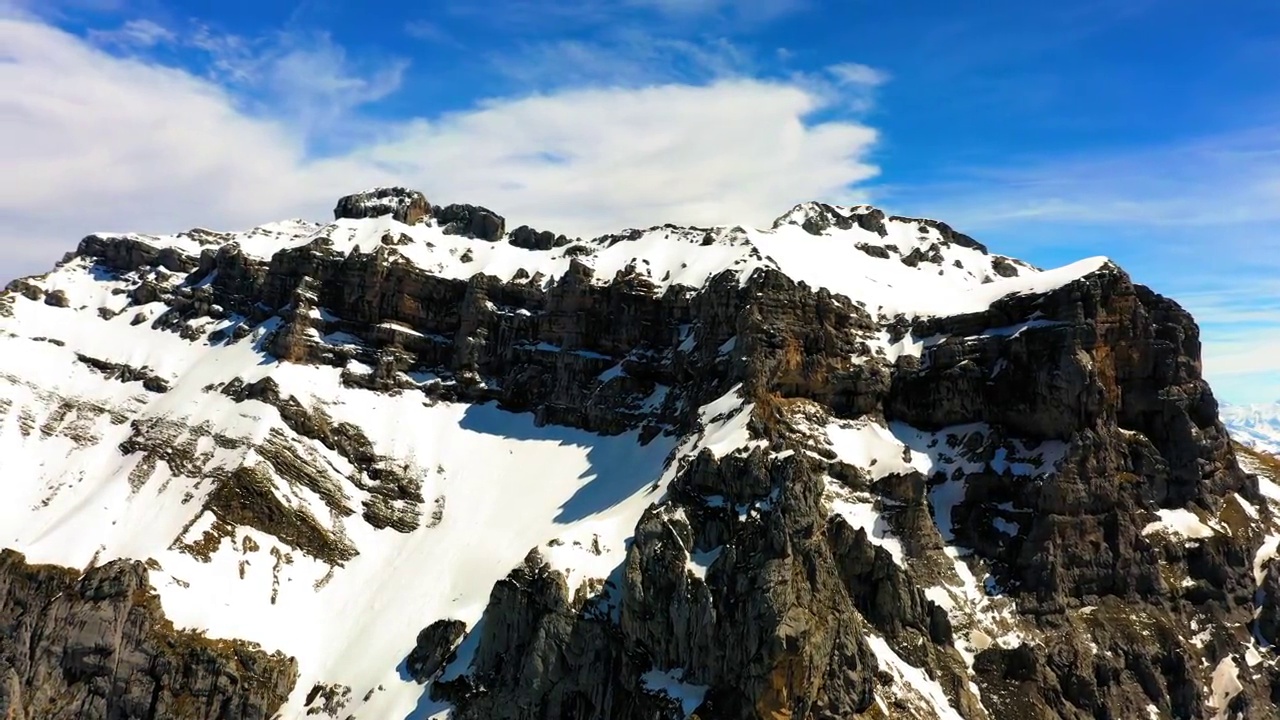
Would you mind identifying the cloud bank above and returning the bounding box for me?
[0,15,880,280]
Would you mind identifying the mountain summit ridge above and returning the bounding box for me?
[1,188,1276,720]
[54,187,1059,324]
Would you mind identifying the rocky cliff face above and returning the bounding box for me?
[0,550,296,720]
[1,188,1276,719]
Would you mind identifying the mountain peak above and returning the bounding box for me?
[333,186,431,225]
[770,200,887,235]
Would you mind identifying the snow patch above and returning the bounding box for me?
[1142,508,1219,541]
[825,418,932,480]
[686,547,722,581]
[1255,534,1280,586]
[1207,656,1242,720]
[696,385,762,458]
[864,633,965,720]
[640,668,708,718]
[824,478,906,564]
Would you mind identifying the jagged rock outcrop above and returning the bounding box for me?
[70,233,201,274]
[0,550,297,720]
[333,187,431,225]
[435,203,506,241]
[888,216,988,254]
[509,225,573,251]
[405,619,467,683]
[776,202,891,238]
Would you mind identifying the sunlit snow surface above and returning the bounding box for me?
[0,204,1117,718]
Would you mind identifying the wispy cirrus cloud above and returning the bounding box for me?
[1170,277,1280,403]
[623,0,806,22]
[402,20,463,47]
[827,62,889,88]
[76,17,411,142]
[430,0,806,36]
[85,17,172,47]
[797,61,890,114]
[886,125,1280,241]
[1201,335,1280,406]
[488,32,752,89]
[1,0,125,18]
[186,25,409,130]
[479,23,888,120]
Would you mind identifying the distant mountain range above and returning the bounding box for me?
[1222,402,1280,457]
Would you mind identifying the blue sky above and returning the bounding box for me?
[2,0,1278,403]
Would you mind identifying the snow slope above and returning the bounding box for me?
[0,198,1119,719]
[0,282,682,716]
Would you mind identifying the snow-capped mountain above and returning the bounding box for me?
[0,187,1276,720]
[1223,402,1280,457]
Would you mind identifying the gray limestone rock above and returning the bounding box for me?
[406,619,468,682]
[0,550,297,720]
[435,203,506,242]
[509,225,572,250]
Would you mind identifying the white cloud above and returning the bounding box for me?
[1205,338,1280,378]
[1183,290,1280,371]
[1177,281,1280,325]
[0,16,879,281]
[827,62,889,87]
[359,82,877,235]
[0,19,362,275]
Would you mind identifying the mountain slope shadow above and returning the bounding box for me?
[457,401,676,524]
